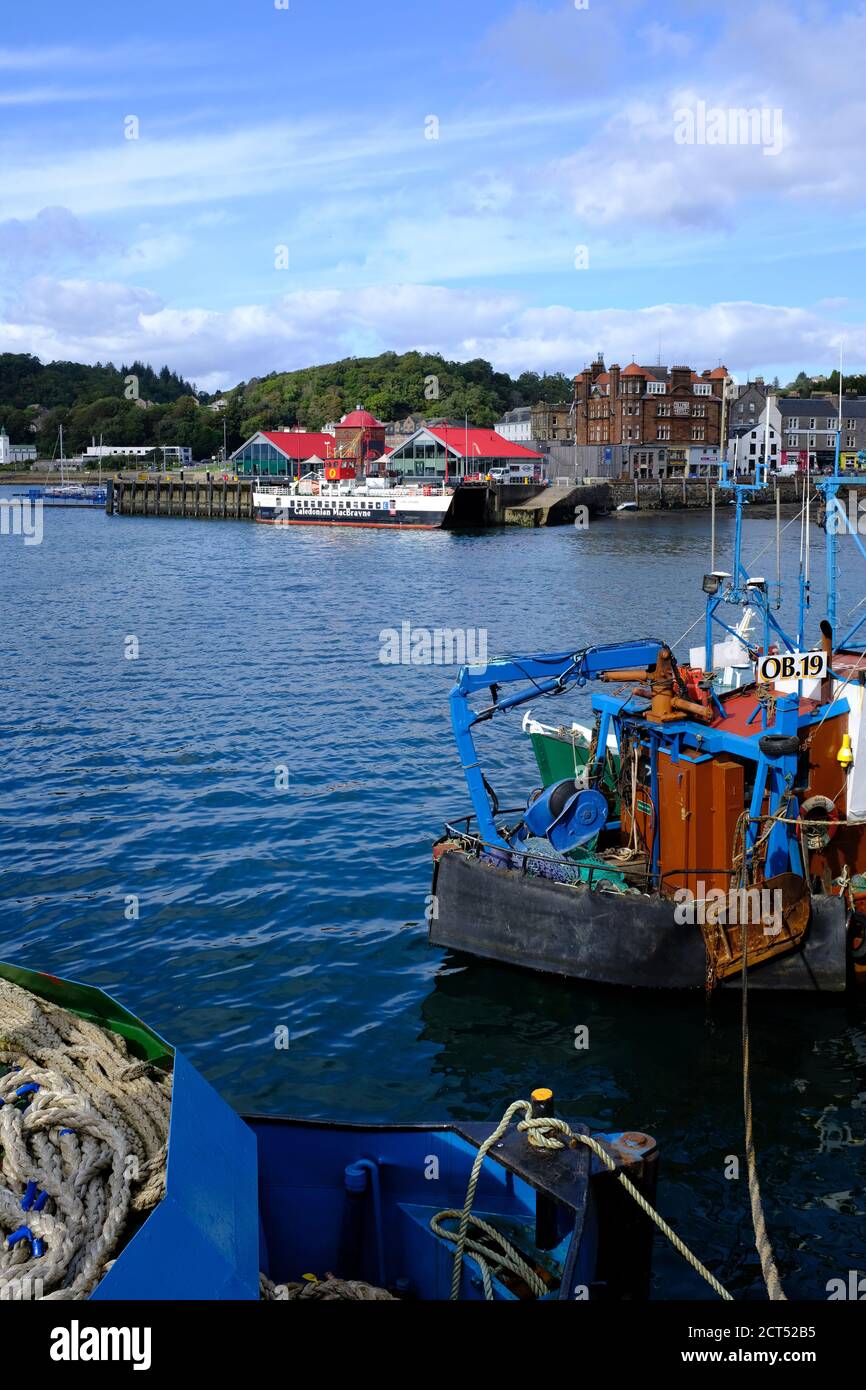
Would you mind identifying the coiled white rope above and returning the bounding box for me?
[0,978,171,1300]
[433,1098,733,1301]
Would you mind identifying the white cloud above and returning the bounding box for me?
[118,233,192,274]
[1,275,862,392]
[0,207,116,270]
[640,23,694,61]
[488,1,866,230]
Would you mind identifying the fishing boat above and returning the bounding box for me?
[430,436,866,993]
[0,961,687,1302]
[252,469,456,530]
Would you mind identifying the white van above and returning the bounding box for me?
[488,462,546,484]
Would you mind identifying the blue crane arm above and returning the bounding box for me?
[448,639,665,849]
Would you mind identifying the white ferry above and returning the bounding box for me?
[252,474,456,529]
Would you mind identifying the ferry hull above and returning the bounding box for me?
[255,513,443,529]
[252,492,454,530]
[430,849,849,991]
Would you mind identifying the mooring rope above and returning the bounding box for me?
[740,929,787,1301]
[0,978,171,1300]
[433,1098,732,1301]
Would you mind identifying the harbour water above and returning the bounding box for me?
[1,488,864,1299]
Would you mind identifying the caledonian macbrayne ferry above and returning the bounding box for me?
[252,463,456,529]
[431,452,866,993]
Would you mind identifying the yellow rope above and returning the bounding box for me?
[434,1099,732,1301]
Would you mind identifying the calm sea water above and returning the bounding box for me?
[1,487,864,1300]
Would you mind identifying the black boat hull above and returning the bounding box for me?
[430,850,848,991]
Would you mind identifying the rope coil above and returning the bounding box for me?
[0,979,171,1300]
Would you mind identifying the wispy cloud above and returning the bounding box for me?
[0,41,204,72]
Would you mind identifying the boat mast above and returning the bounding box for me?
[711,398,797,666]
[822,343,847,636]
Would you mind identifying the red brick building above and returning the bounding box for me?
[574,357,727,478]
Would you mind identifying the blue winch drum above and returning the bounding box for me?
[523,780,609,854]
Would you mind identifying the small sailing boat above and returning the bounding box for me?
[39,426,107,507]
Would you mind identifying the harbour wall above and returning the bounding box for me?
[107,475,254,519]
[571,475,809,517]
[104,473,812,527]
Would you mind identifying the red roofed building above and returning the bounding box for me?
[386,424,544,480]
[231,429,336,477]
[573,355,728,479]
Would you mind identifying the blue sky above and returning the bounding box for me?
[0,0,864,390]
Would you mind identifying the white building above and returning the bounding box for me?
[83,444,193,467]
[0,428,37,465]
[494,407,533,442]
[725,397,782,475]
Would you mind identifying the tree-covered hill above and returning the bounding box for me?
[0,353,194,411]
[224,351,573,437]
[0,349,575,461]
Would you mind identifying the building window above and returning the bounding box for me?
[787,434,797,447]
[657,403,670,416]
[693,428,705,441]
[657,426,670,440]
[693,404,706,417]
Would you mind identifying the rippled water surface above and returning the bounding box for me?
[1,489,864,1299]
